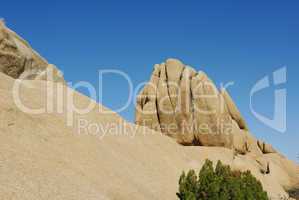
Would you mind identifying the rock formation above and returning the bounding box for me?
[136,58,259,153]
[136,58,299,198]
[0,24,298,199]
[135,59,287,158]
[0,20,64,82]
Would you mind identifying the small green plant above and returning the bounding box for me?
[177,160,269,200]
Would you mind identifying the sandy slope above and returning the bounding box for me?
[0,72,298,200]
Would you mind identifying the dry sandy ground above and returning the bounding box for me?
[0,72,298,200]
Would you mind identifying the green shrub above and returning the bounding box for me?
[177,160,269,200]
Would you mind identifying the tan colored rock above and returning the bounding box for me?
[0,72,298,199]
[164,58,185,109]
[135,60,297,198]
[0,27,297,200]
[136,58,252,151]
[221,88,248,130]
[256,157,270,174]
[231,121,249,154]
[258,140,277,154]
[0,20,64,82]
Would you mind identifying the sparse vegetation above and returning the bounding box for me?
[177,160,269,200]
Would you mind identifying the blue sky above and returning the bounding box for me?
[2,0,298,161]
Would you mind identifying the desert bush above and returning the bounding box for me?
[177,160,269,200]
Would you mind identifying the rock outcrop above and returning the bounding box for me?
[0,20,64,82]
[0,25,297,200]
[135,58,299,198]
[1,71,298,200]
[136,58,260,154]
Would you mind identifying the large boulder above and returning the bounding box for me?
[136,58,256,152]
[0,20,64,82]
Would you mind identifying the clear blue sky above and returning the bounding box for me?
[2,0,298,161]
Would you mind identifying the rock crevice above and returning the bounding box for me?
[136,58,258,154]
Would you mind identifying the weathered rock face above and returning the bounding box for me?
[0,68,297,199]
[257,140,277,154]
[136,59,264,155]
[0,23,297,199]
[0,20,64,82]
[135,59,299,199]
